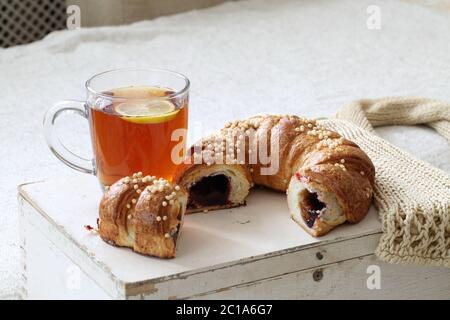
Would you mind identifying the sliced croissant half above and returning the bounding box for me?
[175,163,252,213]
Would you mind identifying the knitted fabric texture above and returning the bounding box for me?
[321,97,450,267]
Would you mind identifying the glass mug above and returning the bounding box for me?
[44,68,189,187]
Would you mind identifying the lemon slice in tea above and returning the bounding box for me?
[115,99,179,124]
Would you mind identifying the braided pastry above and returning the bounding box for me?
[175,115,375,236]
[99,173,187,258]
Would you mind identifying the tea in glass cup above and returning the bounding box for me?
[44,68,189,187]
[89,85,188,185]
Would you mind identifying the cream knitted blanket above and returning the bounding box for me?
[322,97,450,267]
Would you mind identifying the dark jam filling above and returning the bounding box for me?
[188,175,231,209]
[301,191,326,228]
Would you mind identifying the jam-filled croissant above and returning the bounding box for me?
[175,115,375,236]
[99,173,187,258]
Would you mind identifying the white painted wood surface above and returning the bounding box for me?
[22,215,110,300]
[18,175,450,299]
[191,255,450,300]
[18,175,380,298]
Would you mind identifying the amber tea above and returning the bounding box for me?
[89,86,188,186]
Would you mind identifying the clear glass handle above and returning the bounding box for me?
[43,100,95,175]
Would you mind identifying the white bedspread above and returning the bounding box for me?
[1,0,449,299]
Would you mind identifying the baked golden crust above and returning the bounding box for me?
[99,173,187,258]
[176,114,375,236]
[298,144,375,223]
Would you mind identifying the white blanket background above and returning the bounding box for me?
[1,0,449,299]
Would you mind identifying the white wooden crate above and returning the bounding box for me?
[18,175,450,299]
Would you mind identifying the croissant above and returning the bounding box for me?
[99,173,187,258]
[175,115,375,236]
